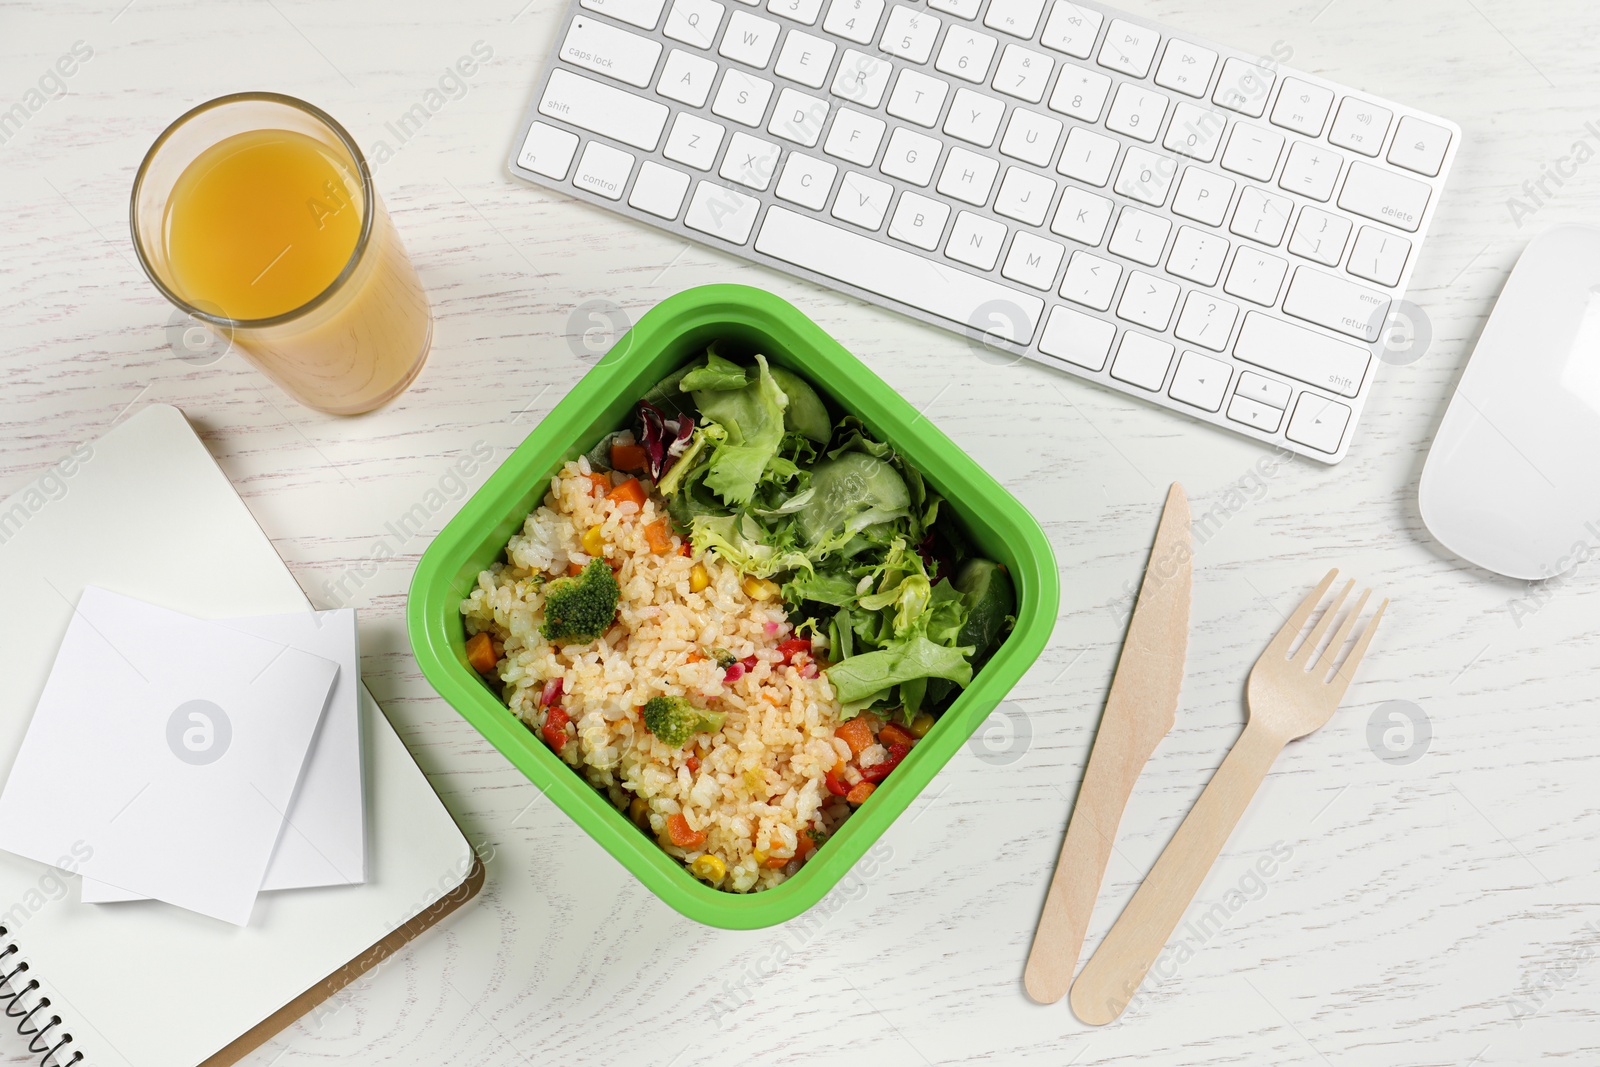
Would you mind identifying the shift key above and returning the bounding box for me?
[1338,161,1430,233]
[1234,312,1370,398]
[539,69,669,151]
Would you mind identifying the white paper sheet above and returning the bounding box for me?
[0,587,338,925]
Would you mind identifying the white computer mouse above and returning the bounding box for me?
[1420,225,1600,580]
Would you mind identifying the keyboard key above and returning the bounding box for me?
[1227,393,1282,433]
[929,0,980,17]
[1270,78,1334,136]
[880,127,941,185]
[1107,207,1171,266]
[581,0,668,31]
[664,112,726,169]
[1002,231,1065,289]
[1098,18,1159,78]
[824,106,885,164]
[999,108,1062,167]
[1173,290,1238,350]
[712,69,776,125]
[887,69,950,126]
[831,48,893,107]
[720,10,782,65]
[1230,186,1292,245]
[1050,187,1113,246]
[984,0,1047,38]
[1278,141,1342,202]
[664,0,726,48]
[1154,39,1217,98]
[1234,311,1369,396]
[1388,115,1452,177]
[1168,350,1231,411]
[1114,146,1174,207]
[768,0,825,23]
[561,17,663,87]
[880,6,941,63]
[658,49,719,107]
[1056,126,1118,186]
[1040,1,1103,59]
[936,26,999,83]
[685,179,761,241]
[1040,305,1116,369]
[1105,83,1168,143]
[755,206,1046,340]
[574,140,636,200]
[774,30,837,87]
[629,160,692,217]
[1282,266,1389,341]
[517,122,580,179]
[1328,98,1392,157]
[1212,57,1274,117]
[1286,392,1352,453]
[944,88,1006,146]
[1165,225,1228,285]
[1338,161,1430,232]
[1219,123,1283,181]
[1287,207,1351,266]
[720,130,782,189]
[1348,226,1411,287]
[1235,371,1290,408]
[889,191,952,249]
[833,170,894,228]
[1223,246,1287,305]
[1116,271,1180,330]
[1048,67,1112,122]
[769,88,829,145]
[937,146,1000,205]
[994,167,1056,226]
[540,69,669,151]
[1163,101,1227,162]
[946,210,1008,270]
[1111,332,1174,390]
[993,44,1054,104]
[822,0,884,43]
[775,151,838,208]
[1171,166,1234,226]
[1058,250,1120,309]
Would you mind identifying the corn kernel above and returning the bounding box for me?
[689,563,710,593]
[742,576,779,600]
[628,796,649,827]
[910,712,936,738]
[690,854,727,885]
[582,525,604,556]
[752,849,767,866]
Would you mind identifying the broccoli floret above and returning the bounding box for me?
[642,696,725,747]
[540,558,620,643]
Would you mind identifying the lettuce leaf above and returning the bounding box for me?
[690,512,812,579]
[827,634,974,717]
[693,354,789,506]
[680,350,749,392]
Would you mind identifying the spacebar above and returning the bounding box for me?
[754,207,1045,345]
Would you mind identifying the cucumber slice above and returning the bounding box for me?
[954,558,1016,665]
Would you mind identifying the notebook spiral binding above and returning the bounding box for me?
[0,929,81,1067]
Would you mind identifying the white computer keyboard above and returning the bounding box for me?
[508,0,1459,463]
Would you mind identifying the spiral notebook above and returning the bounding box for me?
[0,405,483,1067]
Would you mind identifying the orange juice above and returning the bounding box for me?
[133,96,432,416]
[165,129,362,322]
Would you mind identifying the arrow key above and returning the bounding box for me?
[1227,392,1284,433]
[1168,350,1231,412]
[1286,392,1351,454]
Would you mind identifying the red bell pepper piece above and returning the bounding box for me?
[541,705,571,754]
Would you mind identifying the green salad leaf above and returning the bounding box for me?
[693,354,789,506]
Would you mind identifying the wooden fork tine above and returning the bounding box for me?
[1315,587,1370,674]
[1328,597,1388,701]
[1295,579,1354,666]
[1268,569,1338,659]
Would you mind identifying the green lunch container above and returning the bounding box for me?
[407,284,1059,929]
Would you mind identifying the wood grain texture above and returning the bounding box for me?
[1025,484,1190,1006]
[4,0,1600,1064]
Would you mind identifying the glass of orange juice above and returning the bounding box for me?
[132,93,432,415]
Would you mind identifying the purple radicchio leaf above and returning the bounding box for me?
[636,401,668,480]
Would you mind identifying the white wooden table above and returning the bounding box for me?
[5,0,1599,1063]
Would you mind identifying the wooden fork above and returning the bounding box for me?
[1069,569,1386,1025]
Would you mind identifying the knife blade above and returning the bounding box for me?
[1023,482,1191,1005]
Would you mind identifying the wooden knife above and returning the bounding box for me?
[1023,482,1191,1005]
